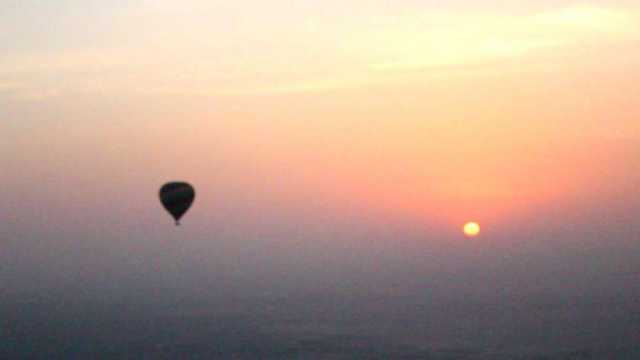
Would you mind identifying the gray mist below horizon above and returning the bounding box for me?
[2,223,639,358]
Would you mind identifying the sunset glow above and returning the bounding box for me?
[3,1,640,357]
[3,2,640,236]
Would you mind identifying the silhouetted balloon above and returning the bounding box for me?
[159,182,195,225]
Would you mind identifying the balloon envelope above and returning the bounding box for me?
[159,182,195,225]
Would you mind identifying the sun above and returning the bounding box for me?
[463,222,481,237]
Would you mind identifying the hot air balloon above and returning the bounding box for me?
[159,182,195,225]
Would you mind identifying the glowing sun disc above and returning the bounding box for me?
[463,222,481,237]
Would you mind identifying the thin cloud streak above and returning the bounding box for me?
[1,4,638,97]
[364,5,639,71]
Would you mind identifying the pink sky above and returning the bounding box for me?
[3,1,640,247]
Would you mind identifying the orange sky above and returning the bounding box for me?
[3,2,640,239]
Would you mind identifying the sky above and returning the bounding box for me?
[2,1,640,358]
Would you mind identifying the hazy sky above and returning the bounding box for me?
[2,1,640,356]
